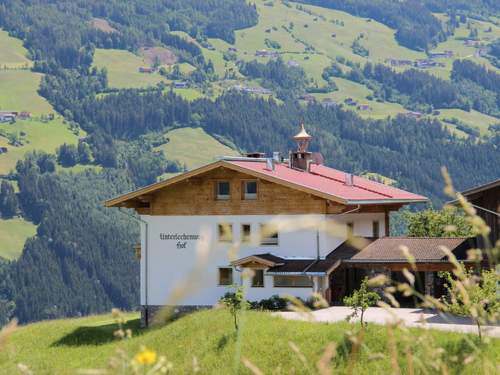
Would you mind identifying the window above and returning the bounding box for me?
[346,222,354,238]
[242,180,257,200]
[372,221,380,238]
[260,224,278,246]
[274,276,313,288]
[218,268,233,286]
[215,181,230,200]
[251,269,264,287]
[218,224,233,242]
[241,224,251,243]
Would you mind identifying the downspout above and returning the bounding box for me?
[118,208,149,326]
[316,229,320,260]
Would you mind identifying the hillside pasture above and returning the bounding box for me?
[0,217,36,260]
[0,29,31,69]
[0,117,83,174]
[231,1,424,67]
[155,127,239,170]
[0,70,53,115]
[435,109,499,136]
[0,309,497,374]
[92,49,169,89]
[312,77,407,119]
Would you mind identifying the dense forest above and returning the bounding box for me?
[0,0,499,324]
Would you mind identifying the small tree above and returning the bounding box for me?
[439,269,499,341]
[220,286,249,331]
[343,277,380,326]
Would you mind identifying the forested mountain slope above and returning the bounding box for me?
[0,0,499,324]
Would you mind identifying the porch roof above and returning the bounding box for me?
[345,237,475,263]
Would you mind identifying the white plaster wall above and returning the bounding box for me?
[241,274,313,302]
[140,213,385,306]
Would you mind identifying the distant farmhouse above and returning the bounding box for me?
[404,111,423,119]
[255,49,279,58]
[139,67,155,73]
[414,59,445,68]
[385,57,446,69]
[428,50,453,58]
[385,58,413,67]
[0,111,17,123]
[173,81,189,89]
[321,98,336,107]
[233,84,272,95]
[287,60,300,68]
[344,97,357,106]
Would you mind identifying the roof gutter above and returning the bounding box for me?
[344,259,473,263]
[346,198,428,205]
[265,271,326,276]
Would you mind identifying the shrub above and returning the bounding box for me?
[250,295,288,311]
[343,277,380,326]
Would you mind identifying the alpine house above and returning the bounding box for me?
[106,124,474,326]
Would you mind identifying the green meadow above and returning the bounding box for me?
[0,217,36,260]
[0,309,497,374]
[435,108,499,136]
[0,30,87,260]
[0,29,31,69]
[155,127,239,170]
[0,117,83,175]
[0,70,54,115]
[92,49,169,89]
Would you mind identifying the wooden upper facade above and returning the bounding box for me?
[105,161,418,219]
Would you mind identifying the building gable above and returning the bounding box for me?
[146,166,343,216]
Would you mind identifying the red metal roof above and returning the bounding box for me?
[226,160,427,204]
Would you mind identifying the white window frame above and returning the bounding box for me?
[260,224,279,246]
[218,223,233,243]
[215,181,230,200]
[242,180,258,200]
[241,224,251,244]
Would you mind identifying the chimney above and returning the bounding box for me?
[290,123,313,171]
[272,151,280,163]
[345,173,353,186]
[265,157,274,171]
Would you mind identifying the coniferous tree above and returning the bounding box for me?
[0,181,18,219]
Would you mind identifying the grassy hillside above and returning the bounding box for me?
[137,2,500,133]
[0,117,83,175]
[0,30,31,69]
[0,70,54,115]
[0,309,497,374]
[166,1,500,133]
[0,217,36,260]
[155,127,240,170]
[92,49,169,89]
[0,29,86,260]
